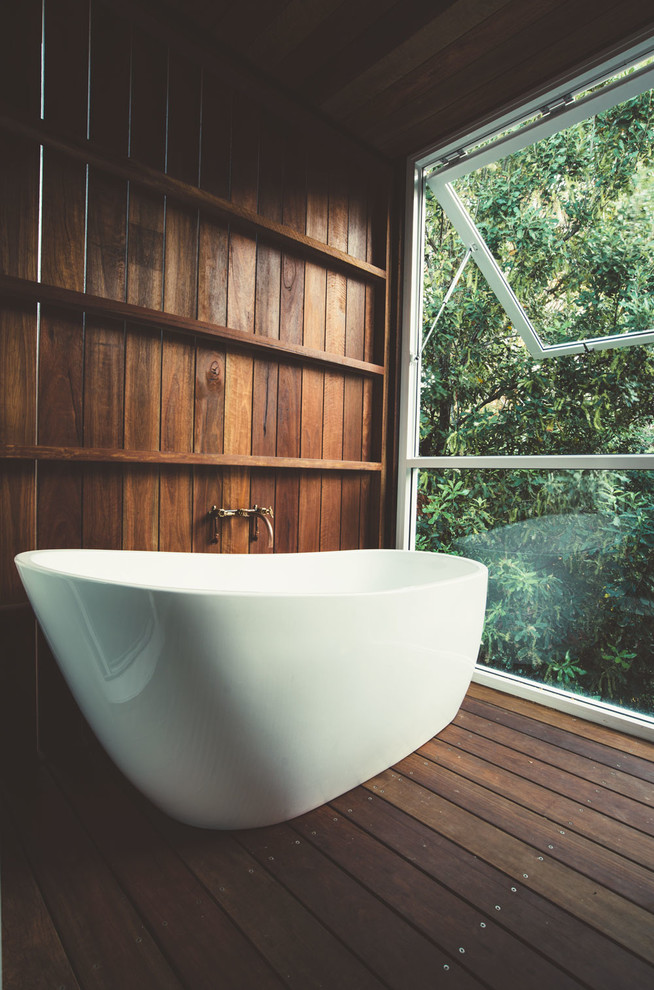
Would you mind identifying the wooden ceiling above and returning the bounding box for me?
[144,0,654,159]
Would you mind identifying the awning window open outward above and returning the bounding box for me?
[426,61,654,359]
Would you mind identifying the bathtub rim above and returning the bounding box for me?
[14,547,488,599]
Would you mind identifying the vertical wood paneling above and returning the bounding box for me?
[250,120,282,550]
[275,138,306,552]
[162,49,200,428]
[197,72,230,326]
[0,0,42,120]
[122,465,160,553]
[38,311,83,447]
[367,177,390,274]
[163,53,200,331]
[129,28,168,170]
[364,238,377,366]
[196,72,230,541]
[34,463,86,758]
[122,24,168,550]
[158,51,201,552]
[192,469,222,552]
[35,3,88,750]
[195,349,226,454]
[226,235,257,339]
[41,1,88,292]
[0,303,38,448]
[371,190,391,546]
[0,135,40,280]
[123,308,161,549]
[86,172,128,301]
[200,71,232,200]
[163,206,199,318]
[40,151,87,292]
[75,4,130,555]
[197,70,230,552]
[159,467,194,552]
[126,34,166,387]
[123,302,162,552]
[249,468,277,553]
[82,321,125,445]
[166,52,202,186]
[273,468,299,554]
[0,302,37,760]
[127,191,165,309]
[223,92,259,552]
[159,330,195,549]
[192,468,222,552]
[361,201,377,545]
[85,24,128,552]
[163,51,201,312]
[299,154,329,552]
[161,335,195,454]
[197,215,229,331]
[122,328,161,438]
[0,464,36,601]
[82,317,125,550]
[82,463,124,550]
[42,0,89,140]
[122,326,162,449]
[321,165,348,550]
[37,464,83,550]
[341,182,367,549]
[88,0,131,155]
[223,234,255,551]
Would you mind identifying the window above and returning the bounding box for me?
[399,40,654,737]
[426,57,654,359]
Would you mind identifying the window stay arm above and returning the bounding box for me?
[420,247,472,356]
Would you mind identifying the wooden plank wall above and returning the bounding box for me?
[0,0,393,772]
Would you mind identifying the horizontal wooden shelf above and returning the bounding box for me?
[0,110,387,284]
[0,444,382,473]
[0,274,385,379]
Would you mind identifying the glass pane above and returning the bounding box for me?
[420,194,654,456]
[450,88,654,348]
[416,469,654,718]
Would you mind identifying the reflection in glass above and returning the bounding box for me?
[416,469,654,717]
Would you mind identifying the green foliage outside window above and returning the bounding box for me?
[418,85,654,716]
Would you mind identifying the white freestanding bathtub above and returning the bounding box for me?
[15,548,487,829]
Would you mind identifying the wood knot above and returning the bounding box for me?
[207,361,221,388]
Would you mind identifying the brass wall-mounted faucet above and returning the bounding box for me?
[209,505,274,549]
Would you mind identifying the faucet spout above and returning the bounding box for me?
[252,505,274,549]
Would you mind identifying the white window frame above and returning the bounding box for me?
[427,60,654,359]
[397,38,654,740]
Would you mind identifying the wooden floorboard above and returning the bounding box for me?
[2,684,654,990]
[454,705,654,805]
[465,684,654,770]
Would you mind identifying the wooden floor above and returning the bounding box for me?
[2,682,654,990]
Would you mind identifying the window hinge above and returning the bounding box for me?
[540,94,575,118]
[437,148,467,166]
